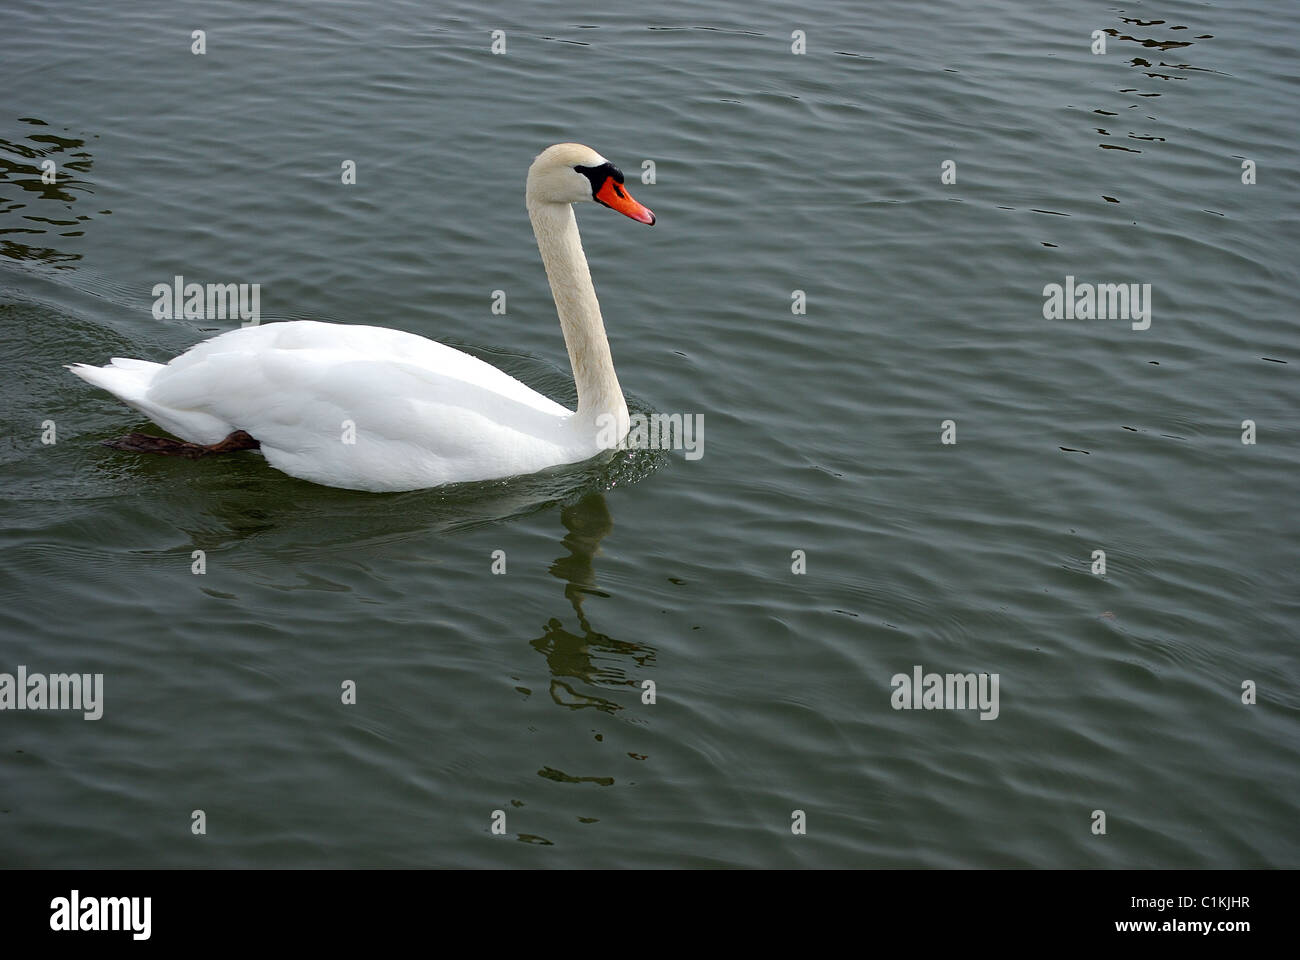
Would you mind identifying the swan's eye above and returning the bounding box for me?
[574,162,626,197]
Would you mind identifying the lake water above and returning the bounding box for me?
[1,0,1296,867]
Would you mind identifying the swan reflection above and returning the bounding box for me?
[531,494,655,712]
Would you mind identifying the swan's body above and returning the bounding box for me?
[69,143,655,492]
[74,321,589,490]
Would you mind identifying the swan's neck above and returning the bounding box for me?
[527,200,629,437]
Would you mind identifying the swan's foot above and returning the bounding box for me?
[101,430,260,459]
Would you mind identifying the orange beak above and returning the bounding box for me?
[595,177,655,225]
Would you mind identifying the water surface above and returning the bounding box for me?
[0,0,1297,867]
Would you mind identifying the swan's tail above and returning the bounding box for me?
[66,357,164,408]
[67,356,211,444]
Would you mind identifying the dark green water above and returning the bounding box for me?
[1,0,1296,867]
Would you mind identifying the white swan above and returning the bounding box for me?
[68,143,655,492]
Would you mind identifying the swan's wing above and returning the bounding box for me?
[156,320,568,414]
[144,321,576,490]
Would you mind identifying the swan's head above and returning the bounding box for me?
[526,143,655,225]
